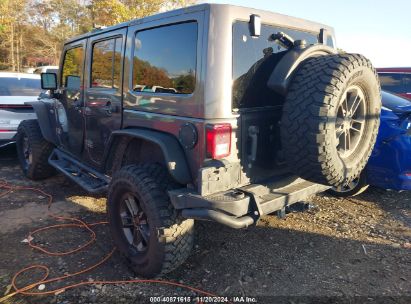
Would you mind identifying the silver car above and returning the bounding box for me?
[0,73,41,147]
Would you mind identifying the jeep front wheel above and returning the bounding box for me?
[107,165,194,277]
[281,53,381,187]
[16,119,56,180]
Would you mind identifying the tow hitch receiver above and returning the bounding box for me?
[276,201,317,219]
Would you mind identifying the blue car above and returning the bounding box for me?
[330,91,411,197]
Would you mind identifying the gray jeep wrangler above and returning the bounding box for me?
[16,4,381,277]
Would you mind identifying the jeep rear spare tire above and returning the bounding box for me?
[281,53,381,187]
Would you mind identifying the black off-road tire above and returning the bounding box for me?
[281,54,381,187]
[327,170,369,197]
[16,119,56,180]
[107,164,194,277]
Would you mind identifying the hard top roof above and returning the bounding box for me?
[65,3,334,44]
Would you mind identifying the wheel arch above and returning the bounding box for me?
[28,101,59,145]
[105,129,192,185]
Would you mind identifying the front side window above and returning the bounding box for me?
[61,46,84,87]
[132,22,198,95]
[379,73,405,94]
[91,37,123,89]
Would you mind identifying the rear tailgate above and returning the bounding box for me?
[238,106,289,184]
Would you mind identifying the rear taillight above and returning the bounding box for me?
[206,123,231,159]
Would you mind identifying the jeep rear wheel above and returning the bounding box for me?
[107,164,194,277]
[281,53,381,187]
[16,119,56,180]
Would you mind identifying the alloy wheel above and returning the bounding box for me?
[119,194,150,253]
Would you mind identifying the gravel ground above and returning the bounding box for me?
[0,145,410,304]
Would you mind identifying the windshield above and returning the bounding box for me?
[232,21,320,109]
[0,77,41,96]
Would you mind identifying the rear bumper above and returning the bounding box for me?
[170,177,329,228]
[0,108,36,147]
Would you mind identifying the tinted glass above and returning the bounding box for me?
[91,37,122,89]
[133,22,197,94]
[232,21,318,109]
[0,77,41,96]
[61,46,84,87]
[379,73,405,93]
[402,74,411,92]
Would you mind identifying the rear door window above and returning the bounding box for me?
[91,37,123,89]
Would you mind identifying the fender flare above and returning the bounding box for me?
[267,44,338,96]
[109,129,192,185]
[27,100,59,145]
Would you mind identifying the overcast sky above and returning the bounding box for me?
[197,0,411,67]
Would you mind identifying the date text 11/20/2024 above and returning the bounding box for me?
[149,296,258,303]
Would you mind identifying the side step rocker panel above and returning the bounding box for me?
[48,149,110,193]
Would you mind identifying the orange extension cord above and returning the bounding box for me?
[0,179,222,303]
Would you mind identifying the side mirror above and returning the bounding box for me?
[41,73,57,90]
[250,14,261,37]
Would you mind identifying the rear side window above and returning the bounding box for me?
[132,22,198,94]
[379,73,405,94]
[91,37,123,89]
[61,46,84,87]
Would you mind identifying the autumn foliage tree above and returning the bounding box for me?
[0,0,194,71]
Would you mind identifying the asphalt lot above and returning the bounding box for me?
[0,144,410,304]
